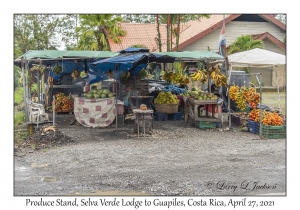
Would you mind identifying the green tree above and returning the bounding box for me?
[116,14,155,23]
[14,65,22,89]
[60,14,80,50]
[14,14,76,53]
[76,14,126,51]
[228,35,264,55]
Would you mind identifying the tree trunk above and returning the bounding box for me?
[98,25,106,51]
[167,15,170,52]
[176,15,181,52]
[156,15,162,52]
[170,16,173,51]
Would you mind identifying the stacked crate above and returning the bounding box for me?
[154,112,168,121]
[168,112,182,121]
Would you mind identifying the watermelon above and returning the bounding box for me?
[101,94,107,98]
[94,93,100,98]
[87,93,93,98]
[103,89,110,95]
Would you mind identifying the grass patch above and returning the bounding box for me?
[14,129,28,144]
[14,111,25,126]
[261,92,286,115]
[14,87,24,105]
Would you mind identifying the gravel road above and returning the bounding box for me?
[14,114,286,196]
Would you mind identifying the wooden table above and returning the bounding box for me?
[132,109,154,138]
[184,97,223,128]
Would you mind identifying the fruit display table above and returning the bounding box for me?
[184,97,223,128]
[73,96,117,128]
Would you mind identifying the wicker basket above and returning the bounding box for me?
[154,103,179,114]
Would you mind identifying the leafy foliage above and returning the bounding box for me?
[14,65,22,89]
[14,14,77,53]
[14,87,24,105]
[228,35,264,55]
[76,14,126,51]
[14,111,25,126]
[116,14,156,23]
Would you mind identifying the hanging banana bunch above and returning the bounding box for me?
[106,70,113,79]
[208,65,227,87]
[48,76,54,87]
[229,85,239,100]
[71,69,80,79]
[189,69,208,84]
[52,64,62,75]
[120,71,131,81]
[30,65,46,74]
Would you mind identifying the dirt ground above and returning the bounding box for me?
[13,112,286,197]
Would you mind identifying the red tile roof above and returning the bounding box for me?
[107,23,167,52]
[108,14,286,52]
[225,32,286,51]
[251,32,286,50]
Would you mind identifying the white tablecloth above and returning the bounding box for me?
[74,97,116,128]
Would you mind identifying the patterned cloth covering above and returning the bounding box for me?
[74,96,116,128]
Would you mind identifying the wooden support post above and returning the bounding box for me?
[22,59,29,122]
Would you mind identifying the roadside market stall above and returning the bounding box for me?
[227,48,286,137]
[14,50,119,125]
[87,48,176,130]
[155,51,226,128]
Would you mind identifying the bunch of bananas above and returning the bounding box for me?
[120,71,130,81]
[106,70,113,79]
[229,85,239,100]
[71,69,80,79]
[235,91,247,110]
[240,86,260,108]
[138,69,148,79]
[229,85,248,110]
[179,77,190,85]
[163,72,185,84]
[30,65,45,73]
[189,70,208,83]
[48,76,54,87]
[52,64,62,75]
[208,66,227,87]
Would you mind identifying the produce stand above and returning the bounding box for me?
[227,49,286,138]
[14,50,119,125]
[227,72,263,136]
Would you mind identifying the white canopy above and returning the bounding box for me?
[228,48,286,68]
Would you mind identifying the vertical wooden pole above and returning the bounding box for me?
[22,59,28,122]
[53,95,55,127]
[37,70,40,104]
[259,73,262,137]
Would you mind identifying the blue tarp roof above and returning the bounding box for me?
[90,52,175,78]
